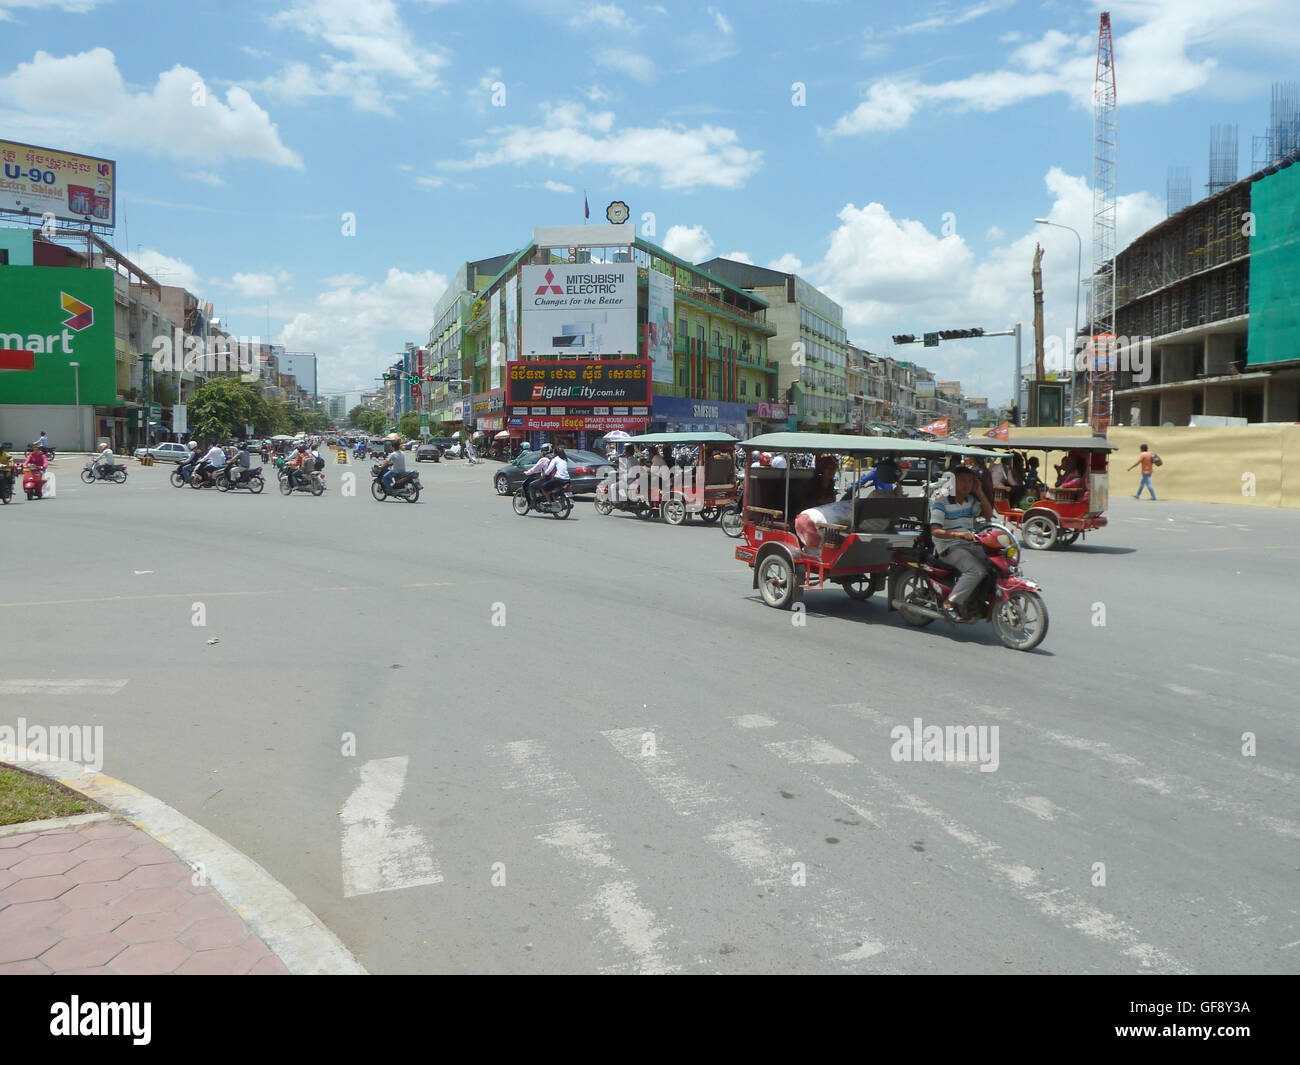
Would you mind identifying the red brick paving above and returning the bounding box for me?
[0,819,287,975]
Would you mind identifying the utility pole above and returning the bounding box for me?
[1032,244,1046,382]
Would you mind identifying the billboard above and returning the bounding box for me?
[490,289,502,389]
[507,359,651,408]
[504,275,518,364]
[647,268,674,384]
[0,265,116,405]
[520,263,637,357]
[915,380,937,398]
[1,140,116,227]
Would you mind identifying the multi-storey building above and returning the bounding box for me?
[698,259,847,432]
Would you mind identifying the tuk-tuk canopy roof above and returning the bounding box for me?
[741,432,991,458]
[967,436,1118,453]
[623,432,737,446]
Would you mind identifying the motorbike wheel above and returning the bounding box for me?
[553,498,572,520]
[1056,530,1080,547]
[170,470,186,488]
[661,497,687,526]
[404,484,421,503]
[992,589,1049,651]
[494,474,510,496]
[279,477,293,496]
[248,475,265,495]
[191,476,204,489]
[593,497,613,516]
[216,472,231,492]
[719,506,743,538]
[698,507,719,524]
[1021,514,1058,550]
[80,469,95,484]
[891,570,937,627]
[310,478,324,497]
[757,554,800,610]
[113,469,127,484]
[842,575,876,600]
[26,489,34,500]
[512,490,530,516]
[371,480,386,501]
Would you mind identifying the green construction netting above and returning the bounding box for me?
[1247,162,1300,366]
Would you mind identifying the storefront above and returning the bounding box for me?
[506,358,651,451]
[649,396,750,438]
[754,401,791,434]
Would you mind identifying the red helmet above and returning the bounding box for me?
[759,452,772,467]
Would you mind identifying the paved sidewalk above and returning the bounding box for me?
[0,816,290,975]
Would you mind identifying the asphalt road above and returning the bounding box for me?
[2,454,1297,973]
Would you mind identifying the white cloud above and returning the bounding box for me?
[278,268,449,392]
[708,6,732,34]
[594,49,656,83]
[802,168,1165,400]
[441,98,759,191]
[444,101,761,190]
[720,251,753,264]
[230,270,293,298]
[0,0,102,20]
[828,0,1300,135]
[662,225,714,262]
[573,4,640,33]
[543,180,576,193]
[768,253,804,274]
[0,49,302,168]
[135,249,201,291]
[189,170,224,186]
[256,0,448,113]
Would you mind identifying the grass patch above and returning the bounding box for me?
[0,763,103,827]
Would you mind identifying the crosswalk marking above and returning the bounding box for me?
[0,679,127,696]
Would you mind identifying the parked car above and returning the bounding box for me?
[418,437,456,462]
[133,442,190,463]
[491,448,612,496]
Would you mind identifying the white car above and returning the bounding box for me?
[133,442,190,463]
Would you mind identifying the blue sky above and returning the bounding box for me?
[2,0,1296,402]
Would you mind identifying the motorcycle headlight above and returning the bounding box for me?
[1006,544,1019,563]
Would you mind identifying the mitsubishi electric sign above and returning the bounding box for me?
[0,265,116,405]
[520,263,637,357]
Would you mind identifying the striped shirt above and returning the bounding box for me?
[929,493,981,534]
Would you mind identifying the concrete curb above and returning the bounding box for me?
[2,748,366,975]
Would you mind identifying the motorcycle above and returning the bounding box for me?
[80,461,128,485]
[592,467,657,520]
[718,473,747,538]
[189,463,224,489]
[280,466,325,496]
[22,463,48,500]
[370,464,421,503]
[513,473,573,519]
[170,456,200,487]
[0,465,15,504]
[216,464,265,494]
[887,526,1049,651]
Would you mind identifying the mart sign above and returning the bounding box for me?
[0,265,116,404]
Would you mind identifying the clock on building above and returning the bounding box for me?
[605,200,630,225]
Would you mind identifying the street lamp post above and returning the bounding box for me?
[68,361,82,451]
[1034,219,1082,425]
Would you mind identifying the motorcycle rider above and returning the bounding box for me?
[523,443,554,504]
[538,446,570,504]
[284,442,310,491]
[94,442,119,479]
[195,440,227,486]
[24,441,48,495]
[929,465,994,620]
[229,442,253,485]
[377,437,407,495]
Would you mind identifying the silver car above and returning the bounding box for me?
[133,442,190,463]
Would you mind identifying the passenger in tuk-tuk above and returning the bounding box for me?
[793,455,844,556]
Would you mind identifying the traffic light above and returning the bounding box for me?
[892,334,916,345]
[938,328,985,340]
[408,373,419,385]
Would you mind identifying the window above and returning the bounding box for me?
[727,332,734,352]
[740,379,746,396]
[678,317,687,338]
[679,369,688,387]
[696,324,705,347]
[711,374,720,393]
[756,381,763,398]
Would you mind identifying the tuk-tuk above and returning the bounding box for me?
[966,436,1117,550]
[594,432,739,528]
[732,433,1048,649]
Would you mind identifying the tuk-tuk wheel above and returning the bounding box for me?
[1021,514,1058,550]
[661,498,687,526]
[699,507,719,524]
[1057,529,1080,546]
[719,507,743,538]
[842,575,876,600]
[757,555,799,609]
[594,497,613,516]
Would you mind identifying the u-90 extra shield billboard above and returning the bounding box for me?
[1,140,116,227]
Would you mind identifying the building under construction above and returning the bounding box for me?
[1113,87,1300,425]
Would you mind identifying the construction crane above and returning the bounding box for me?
[1088,11,1117,433]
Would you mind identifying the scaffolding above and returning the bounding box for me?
[1167,165,1192,216]
[1251,81,1300,171]
[1207,124,1238,195]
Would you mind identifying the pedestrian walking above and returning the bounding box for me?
[1128,443,1160,500]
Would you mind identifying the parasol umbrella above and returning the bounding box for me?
[494,429,520,440]
[603,429,631,441]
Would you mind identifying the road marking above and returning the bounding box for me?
[763,737,859,765]
[1165,683,1203,697]
[340,756,442,898]
[492,738,679,974]
[762,716,1189,973]
[602,726,896,971]
[0,583,455,609]
[133,570,154,575]
[0,679,127,696]
[1007,795,1061,822]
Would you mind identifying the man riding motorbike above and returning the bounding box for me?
[94,443,120,479]
[523,443,554,504]
[195,441,227,486]
[284,443,311,491]
[538,446,571,504]
[929,465,994,620]
[376,438,408,494]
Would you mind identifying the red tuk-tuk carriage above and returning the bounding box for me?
[733,433,1048,649]
[967,436,1117,550]
[593,432,739,529]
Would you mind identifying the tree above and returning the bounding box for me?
[189,378,253,442]
[347,405,368,429]
[398,412,421,439]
